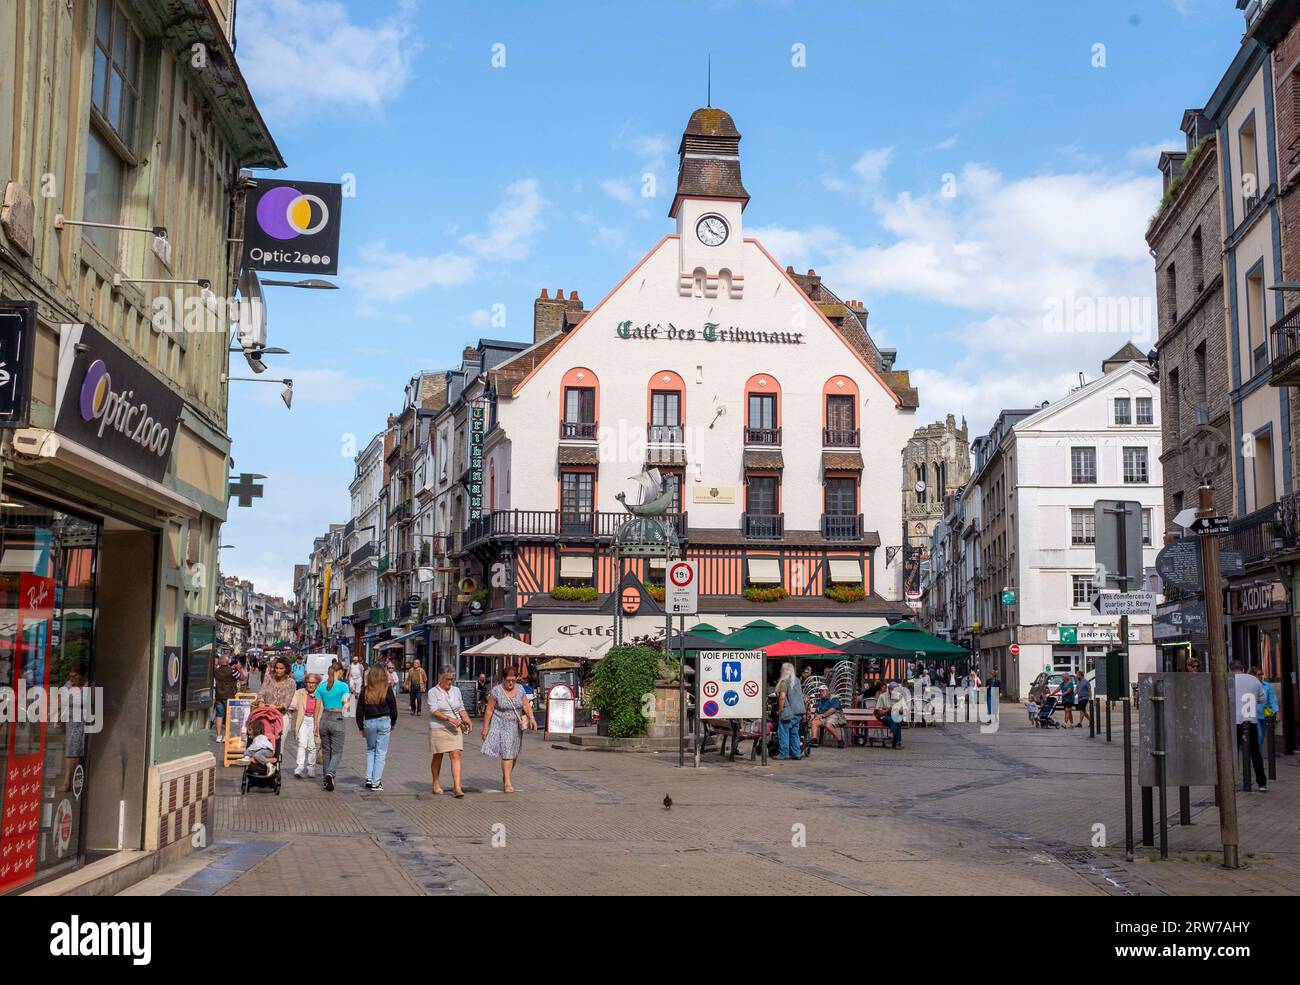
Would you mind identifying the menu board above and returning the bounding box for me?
[183,615,216,710]
[454,679,479,716]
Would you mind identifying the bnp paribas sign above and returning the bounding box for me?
[615,320,806,345]
[55,324,182,483]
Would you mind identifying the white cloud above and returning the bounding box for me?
[470,308,493,328]
[349,241,478,302]
[461,179,546,261]
[350,180,546,302]
[934,135,958,151]
[1125,139,1183,168]
[237,0,419,120]
[822,146,895,198]
[600,178,640,207]
[764,162,1161,434]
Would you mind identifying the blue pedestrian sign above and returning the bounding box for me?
[722,661,742,682]
[723,690,739,707]
[697,650,764,720]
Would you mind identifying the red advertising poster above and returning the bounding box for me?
[0,754,43,892]
[0,574,54,893]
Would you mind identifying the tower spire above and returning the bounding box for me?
[707,54,711,107]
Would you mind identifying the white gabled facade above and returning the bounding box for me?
[1008,359,1164,699]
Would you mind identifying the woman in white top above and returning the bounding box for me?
[428,666,472,797]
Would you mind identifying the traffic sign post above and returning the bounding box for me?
[666,560,698,614]
[1091,592,1157,616]
[665,560,699,769]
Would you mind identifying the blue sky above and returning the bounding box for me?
[223,0,1247,596]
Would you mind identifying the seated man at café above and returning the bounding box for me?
[874,681,904,748]
[810,684,846,748]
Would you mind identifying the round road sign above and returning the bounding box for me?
[668,561,694,588]
[743,680,759,698]
[1009,643,1021,656]
[702,699,719,717]
[702,681,719,698]
[723,690,739,707]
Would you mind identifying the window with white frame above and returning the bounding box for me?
[1123,446,1149,483]
[1070,509,1095,546]
[1142,508,1152,545]
[1071,447,1097,484]
[1114,397,1131,425]
[1072,574,1094,607]
[1135,396,1153,426]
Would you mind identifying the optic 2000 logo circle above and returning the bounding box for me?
[255,186,330,240]
[78,359,172,457]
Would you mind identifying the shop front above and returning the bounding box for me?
[1228,577,1295,752]
[1,320,226,893]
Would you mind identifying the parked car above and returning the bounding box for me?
[1028,672,1067,702]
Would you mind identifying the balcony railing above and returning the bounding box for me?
[1222,502,1281,568]
[821,513,864,540]
[463,509,688,550]
[377,554,390,573]
[351,595,374,616]
[1269,303,1300,386]
[823,426,860,447]
[744,426,781,446]
[560,419,598,440]
[647,423,684,444]
[349,541,377,567]
[742,512,784,539]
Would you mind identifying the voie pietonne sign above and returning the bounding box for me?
[697,649,763,719]
[242,178,342,276]
[55,324,182,483]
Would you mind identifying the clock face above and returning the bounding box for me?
[914,480,926,494]
[696,214,728,247]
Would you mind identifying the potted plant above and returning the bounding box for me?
[825,583,866,603]
[743,585,788,603]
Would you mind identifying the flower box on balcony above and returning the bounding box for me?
[743,585,788,603]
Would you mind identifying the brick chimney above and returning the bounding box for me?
[534,288,570,343]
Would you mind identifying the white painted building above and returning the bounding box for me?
[448,106,921,659]
[972,350,1164,699]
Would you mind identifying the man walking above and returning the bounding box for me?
[1073,670,1092,729]
[213,654,240,743]
[1232,661,1268,791]
[406,659,428,715]
[292,652,307,689]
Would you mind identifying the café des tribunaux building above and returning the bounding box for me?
[453,106,918,660]
[0,1,282,893]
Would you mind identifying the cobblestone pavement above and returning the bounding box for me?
[123,706,1300,896]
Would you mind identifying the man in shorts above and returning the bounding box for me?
[810,685,846,748]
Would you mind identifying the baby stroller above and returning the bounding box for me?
[1034,695,1063,729]
[241,706,284,795]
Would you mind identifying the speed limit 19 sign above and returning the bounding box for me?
[666,560,698,615]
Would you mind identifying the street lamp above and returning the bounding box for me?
[224,375,293,409]
[259,278,339,290]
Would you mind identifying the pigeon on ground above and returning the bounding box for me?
[663,794,672,811]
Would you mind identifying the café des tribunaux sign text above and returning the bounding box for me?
[55,324,182,483]
[616,320,806,345]
[242,178,343,277]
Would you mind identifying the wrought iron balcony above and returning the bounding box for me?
[463,509,688,550]
[821,513,864,540]
[822,426,860,447]
[744,426,781,446]
[1222,502,1282,568]
[742,512,784,539]
[1269,303,1300,386]
[560,419,599,440]
[647,423,684,444]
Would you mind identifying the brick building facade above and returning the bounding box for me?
[1146,116,1233,528]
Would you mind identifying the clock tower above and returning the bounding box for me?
[670,107,749,298]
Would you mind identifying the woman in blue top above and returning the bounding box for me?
[315,663,351,791]
[1058,674,1076,727]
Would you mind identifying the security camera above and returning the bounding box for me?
[244,349,266,374]
[281,380,294,409]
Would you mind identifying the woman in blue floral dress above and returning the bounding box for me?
[480,667,537,792]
